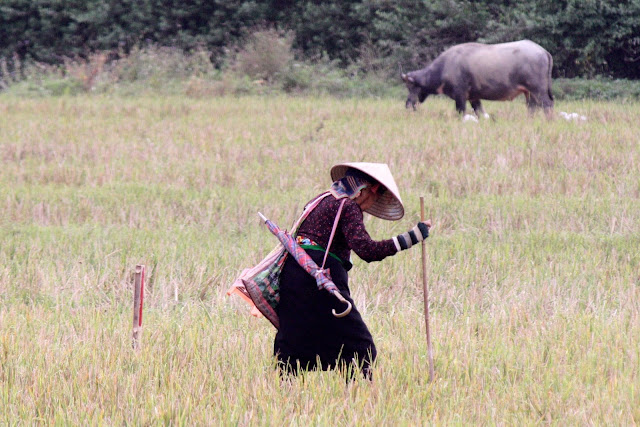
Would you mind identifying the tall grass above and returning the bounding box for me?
[0,95,638,424]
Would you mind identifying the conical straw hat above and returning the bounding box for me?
[330,162,404,221]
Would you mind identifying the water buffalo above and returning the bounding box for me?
[402,40,554,118]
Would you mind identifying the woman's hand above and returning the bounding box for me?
[392,220,431,252]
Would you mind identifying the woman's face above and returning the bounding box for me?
[355,183,381,211]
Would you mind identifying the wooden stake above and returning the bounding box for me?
[132,264,145,350]
[420,197,435,382]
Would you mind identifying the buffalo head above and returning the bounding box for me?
[401,73,428,110]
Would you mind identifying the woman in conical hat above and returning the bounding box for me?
[274,162,431,380]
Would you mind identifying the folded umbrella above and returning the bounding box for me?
[258,212,352,318]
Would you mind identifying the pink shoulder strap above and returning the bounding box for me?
[321,198,347,269]
[292,192,347,270]
[291,192,331,231]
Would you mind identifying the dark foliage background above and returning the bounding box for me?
[1,0,639,78]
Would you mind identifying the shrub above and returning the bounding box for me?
[279,62,314,93]
[233,30,294,82]
[109,45,215,85]
[63,53,108,91]
[554,78,640,101]
[1,61,87,97]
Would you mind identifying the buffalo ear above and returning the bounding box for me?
[401,73,408,82]
[408,76,415,83]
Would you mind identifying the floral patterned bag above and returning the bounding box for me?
[228,192,332,329]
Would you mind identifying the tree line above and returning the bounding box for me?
[1,0,639,79]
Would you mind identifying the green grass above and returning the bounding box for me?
[1,95,639,424]
[554,78,640,101]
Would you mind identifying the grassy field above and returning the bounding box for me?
[0,94,638,424]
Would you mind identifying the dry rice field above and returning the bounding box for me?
[0,95,638,424]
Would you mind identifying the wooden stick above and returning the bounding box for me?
[420,197,435,382]
[132,264,145,350]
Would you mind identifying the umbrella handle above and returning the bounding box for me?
[331,290,352,318]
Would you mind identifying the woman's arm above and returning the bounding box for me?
[340,200,397,262]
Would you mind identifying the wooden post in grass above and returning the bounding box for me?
[420,197,435,382]
[132,264,145,350]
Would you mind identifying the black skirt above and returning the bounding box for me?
[273,250,377,376]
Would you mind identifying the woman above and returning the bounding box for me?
[274,162,431,379]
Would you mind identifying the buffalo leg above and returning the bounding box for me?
[454,96,467,115]
[540,90,554,119]
[525,91,539,116]
[470,100,489,119]
[527,89,554,118]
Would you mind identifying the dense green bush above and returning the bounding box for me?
[0,0,638,80]
[480,0,640,79]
